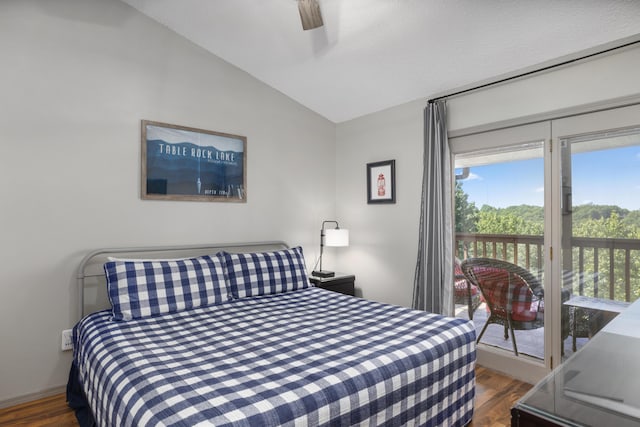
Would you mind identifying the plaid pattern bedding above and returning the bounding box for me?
[74,288,476,426]
[105,255,229,321]
[220,247,310,298]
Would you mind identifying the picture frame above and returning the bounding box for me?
[141,120,247,202]
[367,159,396,204]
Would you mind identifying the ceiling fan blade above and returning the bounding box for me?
[298,0,323,31]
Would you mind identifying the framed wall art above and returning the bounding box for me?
[367,159,395,204]
[141,120,247,202]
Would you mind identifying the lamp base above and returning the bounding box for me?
[312,270,335,278]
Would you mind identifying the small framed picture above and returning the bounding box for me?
[367,160,395,204]
[141,120,246,202]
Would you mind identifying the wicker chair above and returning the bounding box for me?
[461,258,560,356]
[569,306,603,351]
[454,259,482,319]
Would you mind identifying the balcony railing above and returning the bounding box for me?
[455,233,640,303]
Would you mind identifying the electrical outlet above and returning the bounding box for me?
[61,329,73,351]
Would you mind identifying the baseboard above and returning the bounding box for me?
[477,346,548,385]
[0,385,66,410]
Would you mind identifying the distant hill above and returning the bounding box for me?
[473,203,640,234]
[481,204,544,224]
[572,204,628,222]
[624,210,640,229]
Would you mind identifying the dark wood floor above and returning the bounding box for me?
[0,366,531,426]
[0,393,77,427]
[469,366,533,427]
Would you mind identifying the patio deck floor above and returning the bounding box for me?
[455,302,587,360]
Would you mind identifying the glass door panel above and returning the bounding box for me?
[559,128,640,362]
[454,141,546,362]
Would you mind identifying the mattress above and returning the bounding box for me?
[72,287,476,426]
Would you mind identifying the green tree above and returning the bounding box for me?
[453,186,640,302]
[477,209,543,235]
[572,204,629,223]
[623,210,640,230]
[571,212,640,301]
[502,205,544,226]
[455,181,479,233]
[573,211,640,239]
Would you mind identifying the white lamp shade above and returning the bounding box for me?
[325,229,349,247]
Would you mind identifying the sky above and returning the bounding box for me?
[458,145,640,211]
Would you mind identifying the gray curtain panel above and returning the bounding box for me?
[413,100,454,315]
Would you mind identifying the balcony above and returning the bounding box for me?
[455,233,640,359]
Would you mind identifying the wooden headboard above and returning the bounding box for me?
[76,241,289,319]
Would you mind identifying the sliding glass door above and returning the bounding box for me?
[554,106,640,363]
[451,103,640,380]
[455,142,546,356]
[451,123,551,381]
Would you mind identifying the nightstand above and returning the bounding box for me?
[309,273,355,296]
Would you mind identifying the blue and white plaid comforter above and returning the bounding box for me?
[74,287,476,426]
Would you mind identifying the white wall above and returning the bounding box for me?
[335,100,424,306]
[335,44,640,308]
[0,0,336,404]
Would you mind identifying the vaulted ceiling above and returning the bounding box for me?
[121,0,640,123]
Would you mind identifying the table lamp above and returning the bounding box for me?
[312,220,349,278]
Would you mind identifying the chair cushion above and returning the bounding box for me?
[471,267,539,322]
[454,279,479,297]
[454,260,480,298]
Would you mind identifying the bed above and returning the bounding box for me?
[67,242,476,426]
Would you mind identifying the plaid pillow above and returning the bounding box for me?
[220,247,310,299]
[105,255,230,321]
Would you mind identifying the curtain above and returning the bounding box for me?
[412,100,454,315]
